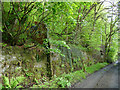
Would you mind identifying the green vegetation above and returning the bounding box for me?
[2,75,25,88]
[2,62,108,88]
[1,1,119,89]
[2,62,107,88]
[0,84,2,90]
[86,62,108,74]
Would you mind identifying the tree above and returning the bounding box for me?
[102,1,119,63]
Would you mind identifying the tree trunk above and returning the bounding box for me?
[46,23,52,79]
[46,40,52,79]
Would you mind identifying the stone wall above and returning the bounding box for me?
[0,44,102,77]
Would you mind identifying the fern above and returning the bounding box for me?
[10,78,19,88]
[10,75,26,88]
[16,75,26,83]
[2,75,26,88]
[16,85,23,88]
[2,76,11,88]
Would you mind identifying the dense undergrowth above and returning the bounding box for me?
[1,62,108,88]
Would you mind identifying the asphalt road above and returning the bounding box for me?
[72,63,119,88]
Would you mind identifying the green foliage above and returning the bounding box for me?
[41,76,48,82]
[15,75,26,83]
[31,85,40,88]
[86,62,108,74]
[107,35,118,62]
[48,70,86,88]
[107,49,116,62]
[3,3,10,12]
[2,76,11,88]
[2,75,25,88]
[0,43,7,47]
[25,72,33,77]
[2,2,118,58]
[31,67,87,88]
[3,61,108,88]
[49,48,65,57]
[48,39,70,57]
[71,70,86,81]
[10,78,19,88]
[56,77,71,88]
[16,85,23,88]
[2,1,118,88]
[50,39,70,49]
[34,78,39,85]
[0,84,2,89]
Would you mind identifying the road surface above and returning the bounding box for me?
[72,62,119,88]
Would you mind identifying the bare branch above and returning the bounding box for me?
[97,1,104,12]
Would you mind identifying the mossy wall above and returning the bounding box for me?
[50,45,101,76]
[0,45,102,80]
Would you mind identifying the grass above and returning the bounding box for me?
[86,62,108,74]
